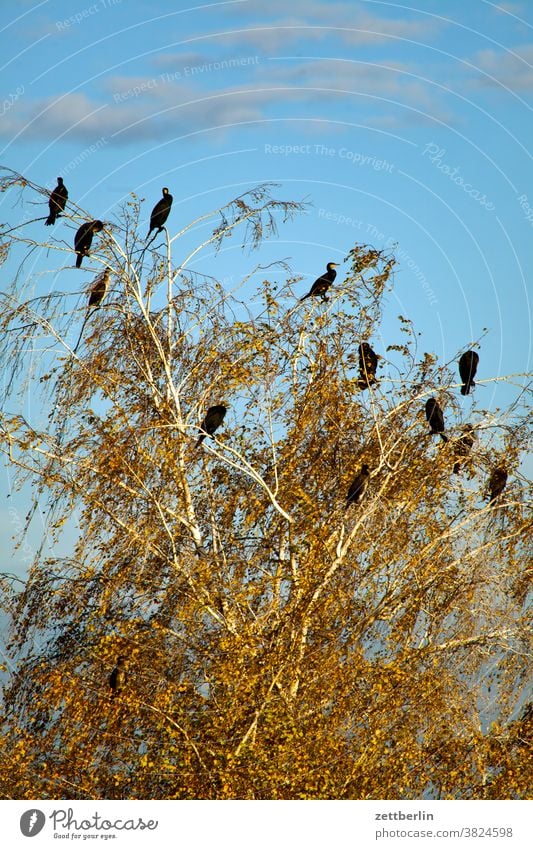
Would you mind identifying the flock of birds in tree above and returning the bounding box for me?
[43,177,509,511]
[44,178,173,268]
[345,348,507,509]
[41,178,510,693]
[296,262,504,510]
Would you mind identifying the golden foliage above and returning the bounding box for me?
[0,177,531,799]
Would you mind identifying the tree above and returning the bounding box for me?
[0,169,531,800]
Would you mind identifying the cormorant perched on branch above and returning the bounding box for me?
[358,342,378,389]
[488,467,508,506]
[72,267,112,355]
[195,404,227,447]
[88,267,111,308]
[71,267,112,355]
[146,187,173,240]
[109,656,126,698]
[346,463,370,507]
[459,350,479,396]
[452,424,475,474]
[425,398,448,442]
[74,220,104,268]
[300,262,339,301]
[45,177,68,225]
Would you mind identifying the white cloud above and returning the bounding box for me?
[0,45,451,146]
[0,89,263,145]
[267,58,436,107]
[472,44,533,90]
[214,3,444,50]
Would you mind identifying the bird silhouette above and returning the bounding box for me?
[452,424,475,474]
[74,220,104,268]
[488,467,508,506]
[146,187,173,240]
[195,404,227,447]
[459,350,479,396]
[109,656,127,698]
[88,267,110,308]
[357,342,378,389]
[425,398,448,442]
[72,268,112,355]
[45,177,68,225]
[300,262,339,301]
[346,463,370,507]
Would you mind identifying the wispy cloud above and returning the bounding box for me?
[472,43,533,90]
[267,58,438,108]
[0,87,263,146]
[214,2,444,50]
[0,27,452,147]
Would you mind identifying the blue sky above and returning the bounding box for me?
[1,0,532,580]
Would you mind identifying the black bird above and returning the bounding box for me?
[109,656,127,698]
[88,267,111,308]
[72,268,112,354]
[74,220,104,268]
[453,424,475,474]
[300,262,339,301]
[488,467,508,506]
[358,341,378,389]
[459,350,479,396]
[195,404,227,447]
[146,187,173,239]
[425,398,448,442]
[346,463,370,507]
[45,177,68,225]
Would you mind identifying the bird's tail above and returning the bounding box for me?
[72,310,94,356]
[440,433,449,443]
[488,489,505,508]
[76,254,83,268]
[45,215,55,226]
[145,227,164,242]
[195,434,206,449]
[358,375,377,390]
[453,461,460,474]
[300,293,311,302]
[461,380,474,396]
